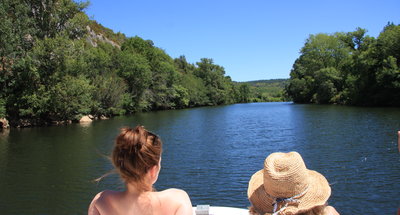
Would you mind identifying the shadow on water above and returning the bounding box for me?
[0,102,399,214]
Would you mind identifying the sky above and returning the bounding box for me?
[85,0,400,82]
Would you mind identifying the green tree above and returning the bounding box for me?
[373,24,400,105]
[91,73,128,116]
[27,0,88,39]
[171,84,190,108]
[120,37,182,110]
[6,52,48,122]
[377,23,400,64]
[84,42,119,78]
[286,78,311,103]
[238,83,251,103]
[116,50,151,112]
[287,33,350,103]
[179,73,209,107]
[48,75,93,121]
[174,55,196,74]
[195,58,228,105]
[313,67,341,103]
[0,0,35,100]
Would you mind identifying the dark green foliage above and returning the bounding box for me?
[286,24,400,106]
[238,84,251,103]
[27,0,89,39]
[179,73,209,107]
[1,0,251,127]
[48,75,93,121]
[195,58,230,105]
[4,0,396,127]
[0,99,5,118]
[116,50,151,112]
[91,73,127,116]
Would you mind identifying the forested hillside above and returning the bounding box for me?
[240,79,289,102]
[0,0,252,127]
[286,23,400,106]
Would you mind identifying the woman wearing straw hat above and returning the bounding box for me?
[247,151,339,215]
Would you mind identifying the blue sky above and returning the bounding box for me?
[85,0,400,82]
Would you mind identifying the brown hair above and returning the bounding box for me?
[112,125,162,191]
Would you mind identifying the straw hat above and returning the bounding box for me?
[247,152,331,215]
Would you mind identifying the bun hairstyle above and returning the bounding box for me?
[112,126,162,191]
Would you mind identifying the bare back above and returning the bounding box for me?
[88,188,192,215]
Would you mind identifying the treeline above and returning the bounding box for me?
[0,0,251,127]
[242,79,289,102]
[286,23,400,106]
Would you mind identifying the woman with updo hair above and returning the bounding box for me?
[88,126,192,215]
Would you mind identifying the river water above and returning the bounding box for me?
[0,102,399,214]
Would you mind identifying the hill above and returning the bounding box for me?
[240,79,289,102]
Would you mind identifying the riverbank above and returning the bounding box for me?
[0,114,111,129]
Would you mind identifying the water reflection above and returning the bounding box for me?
[0,128,10,139]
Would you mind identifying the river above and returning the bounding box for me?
[0,102,399,214]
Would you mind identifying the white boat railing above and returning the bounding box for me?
[193,205,250,215]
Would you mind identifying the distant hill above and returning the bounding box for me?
[240,79,289,102]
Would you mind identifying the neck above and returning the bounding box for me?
[125,182,152,196]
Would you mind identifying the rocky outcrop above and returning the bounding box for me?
[79,115,92,123]
[86,26,121,49]
[0,118,9,129]
[100,115,109,120]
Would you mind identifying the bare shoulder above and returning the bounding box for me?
[88,190,120,215]
[157,188,192,215]
[160,188,190,198]
[92,190,119,203]
[88,191,103,215]
[160,188,192,202]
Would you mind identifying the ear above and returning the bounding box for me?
[149,165,158,176]
[149,165,160,184]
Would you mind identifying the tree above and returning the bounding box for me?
[91,73,128,116]
[48,75,94,121]
[373,24,400,105]
[314,67,340,103]
[286,78,311,103]
[300,33,349,71]
[116,50,151,112]
[0,0,35,100]
[195,58,228,105]
[179,73,209,107]
[27,0,88,39]
[171,84,189,108]
[287,33,350,103]
[174,55,196,74]
[377,23,400,64]
[84,42,119,78]
[238,84,251,103]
